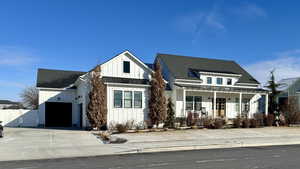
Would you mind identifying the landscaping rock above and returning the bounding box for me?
[109,136,127,144]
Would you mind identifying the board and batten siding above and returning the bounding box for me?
[106,85,149,126]
[38,89,80,126]
[101,52,151,80]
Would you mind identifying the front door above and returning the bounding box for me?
[216,98,226,117]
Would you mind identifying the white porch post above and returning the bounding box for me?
[239,93,242,116]
[265,94,269,115]
[213,91,216,118]
[183,88,186,117]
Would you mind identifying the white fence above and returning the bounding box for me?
[0,109,39,127]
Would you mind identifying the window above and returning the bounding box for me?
[123,61,130,73]
[227,78,232,85]
[235,98,239,112]
[185,96,193,110]
[217,78,223,85]
[207,77,212,84]
[124,91,132,108]
[114,90,123,108]
[134,91,142,108]
[194,96,202,111]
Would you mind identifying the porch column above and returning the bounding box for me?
[265,93,269,115]
[183,88,186,117]
[239,93,242,116]
[213,91,216,118]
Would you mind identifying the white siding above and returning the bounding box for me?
[38,89,80,126]
[107,85,149,127]
[101,52,151,80]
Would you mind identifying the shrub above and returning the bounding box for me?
[242,118,250,128]
[214,118,225,129]
[253,113,264,126]
[164,97,175,128]
[187,112,199,126]
[233,115,242,128]
[115,124,128,133]
[202,117,214,129]
[175,117,187,127]
[250,119,259,128]
[265,114,275,126]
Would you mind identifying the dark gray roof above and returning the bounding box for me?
[102,77,150,85]
[37,68,86,88]
[157,53,259,84]
[0,100,18,104]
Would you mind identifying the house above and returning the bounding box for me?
[36,50,268,128]
[277,77,300,110]
[0,100,20,109]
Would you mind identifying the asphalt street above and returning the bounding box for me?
[0,145,299,169]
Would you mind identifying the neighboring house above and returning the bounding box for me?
[277,77,300,109]
[36,50,268,128]
[0,100,20,109]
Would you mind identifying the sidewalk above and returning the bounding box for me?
[116,127,300,153]
[1,127,300,162]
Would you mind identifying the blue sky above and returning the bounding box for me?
[1,0,300,101]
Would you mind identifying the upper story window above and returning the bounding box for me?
[227,78,232,85]
[207,77,212,84]
[123,61,130,73]
[216,78,223,85]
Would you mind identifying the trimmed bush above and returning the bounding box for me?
[115,124,128,133]
[253,113,264,127]
[250,119,259,128]
[265,114,275,126]
[214,118,225,129]
[242,118,250,128]
[233,115,242,128]
[203,117,214,129]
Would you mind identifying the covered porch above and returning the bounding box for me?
[174,85,268,119]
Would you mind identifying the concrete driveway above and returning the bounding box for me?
[0,128,114,162]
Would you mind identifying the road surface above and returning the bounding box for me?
[0,145,299,169]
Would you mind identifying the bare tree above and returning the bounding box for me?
[148,60,167,127]
[20,86,38,109]
[86,65,107,129]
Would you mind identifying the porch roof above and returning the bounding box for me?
[175,83,268,94]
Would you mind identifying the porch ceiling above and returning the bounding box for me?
[175,83,268,94]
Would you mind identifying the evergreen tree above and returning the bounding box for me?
[165,97,175,128]
[149,60,167,126]
[87,66,107,129]
[265,70,281,115]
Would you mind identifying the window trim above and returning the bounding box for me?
[124,91,133,108]
[216,78,223,85]
[227,78,232,85]
[134,91,142,108]
[207,77,212,84]
[123,61,130,73]
[113,90,123,108]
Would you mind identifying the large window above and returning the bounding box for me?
[123,61,130,73]
[124,91,132,108]
[186,96,202,111]
[194,96,202,111]
[134,91,142,108]
[186,96,194,110]
[207,77,212,84]
[217,78,223,85]
[114,90,123,108]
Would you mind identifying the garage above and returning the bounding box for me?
[45,102,72,127]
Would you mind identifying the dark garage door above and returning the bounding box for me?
[45,102,72,127]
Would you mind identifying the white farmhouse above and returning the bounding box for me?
[36,50,268,128]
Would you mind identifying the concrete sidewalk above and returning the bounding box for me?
[1,127,300,162]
